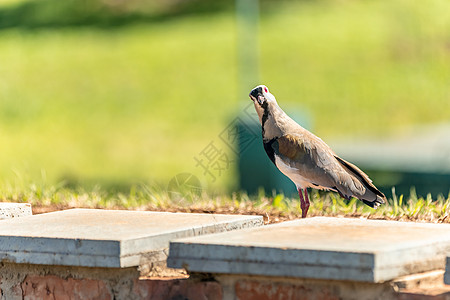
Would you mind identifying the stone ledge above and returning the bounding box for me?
[169,217,450,282]
[0,209,263,269]
[0,203,32,220]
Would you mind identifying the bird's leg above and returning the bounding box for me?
[298,188,307,218]
[303,188,310,218]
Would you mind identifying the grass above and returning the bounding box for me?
[261,0,450,137]
[0,0,449,192]
[0,17,238,189]
[3,180,449,224]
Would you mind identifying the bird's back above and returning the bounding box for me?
[263,103,386,207]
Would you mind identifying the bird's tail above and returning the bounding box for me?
[362,197,384,209]
[334,156,386,208]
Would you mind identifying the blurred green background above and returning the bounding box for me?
[0,0,449,194]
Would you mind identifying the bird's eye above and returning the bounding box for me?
[264,87,268,93]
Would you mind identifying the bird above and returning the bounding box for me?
[249,84,386,218]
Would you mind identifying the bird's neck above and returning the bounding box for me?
[261,102,293,141]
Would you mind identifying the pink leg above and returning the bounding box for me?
[303,188,310,218]
[298,188,308,218]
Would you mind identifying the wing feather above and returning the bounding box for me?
[274,134,344,189]
[271,133,385,207]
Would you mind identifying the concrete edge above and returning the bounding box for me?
[168,257,376,282]
[445,257,450,285]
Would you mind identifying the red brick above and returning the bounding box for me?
[133,278,222,300]
[397,291,450,300]
[235,280,339,300]
[21,275,112,300]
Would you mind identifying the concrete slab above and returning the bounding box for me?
[0,209,263,268]
[168,217,450,283]
[0,203,32,220]
[444,257,450,285]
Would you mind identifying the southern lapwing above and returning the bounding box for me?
[249,85,386,218]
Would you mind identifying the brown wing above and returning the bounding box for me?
[275,133,351,190]
[274,133,385,207]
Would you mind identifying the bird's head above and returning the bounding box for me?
[249,85,277,106]
[249,85,278,124]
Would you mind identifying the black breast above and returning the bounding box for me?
[263,138,277,165]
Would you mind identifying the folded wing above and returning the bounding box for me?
[270,134,386,208]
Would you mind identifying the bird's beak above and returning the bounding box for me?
[249,89,264,105]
